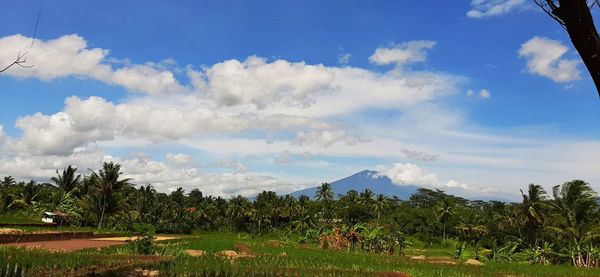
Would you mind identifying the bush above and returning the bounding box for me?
[129,235,155,255]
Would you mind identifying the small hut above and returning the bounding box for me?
[41,212,69,225]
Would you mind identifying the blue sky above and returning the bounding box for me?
[1,0,599,199]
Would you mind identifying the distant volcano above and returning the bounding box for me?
[289,170,419,199]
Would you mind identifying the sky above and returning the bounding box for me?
[0,0,599,200]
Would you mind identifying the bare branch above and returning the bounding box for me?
[534,0,566,28]
[0,52,33,73]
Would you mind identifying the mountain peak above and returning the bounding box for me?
[289,169,418,199]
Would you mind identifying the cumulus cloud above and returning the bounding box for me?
[466,0,526,18]
[7,95,336,155]
[0,34,186,96]
[382,163,440,186]
[166,153,193,166]
[519,37,581,83]
[212,158,249,173]
[197,56,334,108]
[369,40,436,67]
[0,34,472,196]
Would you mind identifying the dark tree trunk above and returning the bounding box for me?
[556,0,600,97]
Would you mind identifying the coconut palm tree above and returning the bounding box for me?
[550,180,599,266]
[89,162,131,229]
[1,176,16,187]
[226,195,249,231]
[359,189,374,206]
[315,183,334,221]
[519,184,550,247]
[51,166,81,193]
[373,194,388,227]
[5,180,42,211]
[436,197,455,241]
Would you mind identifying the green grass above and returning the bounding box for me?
[0,213,41,224]
[149,233,600,277]
[3,232,600,276]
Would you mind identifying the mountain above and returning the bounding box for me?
[288,169,517,202]
[289,170,419,199]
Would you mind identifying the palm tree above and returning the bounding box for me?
[519,184,550,247]
[51,166,81,193]
[1,176,16,187]
[550,180,599,266]
[90,162,131,229]
[315,183,334,221]
[435,197,454,241]
[226,195,249,231]
[8,181,42,211]
[373,194,388,227]
[359,189,374,205]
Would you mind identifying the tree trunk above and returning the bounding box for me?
[557,0,600,97]
[443,224,446,241]
[98,200,106,229]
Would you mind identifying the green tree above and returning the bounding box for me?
[89,162,132,229]
[436,197,455,241]
[519,184,550,247]
[373,194,388,227]
[51,166,81,193]
[315,183,334,222]
[550,180,599,266]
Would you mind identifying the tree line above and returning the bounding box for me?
[1,162,599,266]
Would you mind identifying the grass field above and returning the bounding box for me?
[2,231,600,276]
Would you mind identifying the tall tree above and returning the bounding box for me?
[550,180,599,266]
[90,162,131,229]
[315,183,334,221]
[519,184,550,247]
[51,166,81,193]
[373,194,389,227]
[535,0,600,96]
[435,197,455,241]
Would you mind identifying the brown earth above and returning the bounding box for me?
[2,239,126,251]
[184,249,206,257]
[0,231,117,243]
[234,243,253,254]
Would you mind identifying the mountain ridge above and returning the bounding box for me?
[288,169,515,202]
[289,169,419,199]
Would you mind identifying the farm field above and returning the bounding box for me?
[2,231,600,276]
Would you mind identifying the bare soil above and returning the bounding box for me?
[2,239,126,251]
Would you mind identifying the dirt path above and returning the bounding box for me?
[2,239,125,251]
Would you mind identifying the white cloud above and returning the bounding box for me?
[166,153,193,166]
[294,130,370,147]
[467,0,526,18]
[519,37,581,83]
[0,34,186,96]
[381,163,440,186]
[199,56,335,108]
[111,64,187,95]
[401,149,439,161]
[212,158,249,173]
[369,40,436,67]
[0,34,112,80]
[7,95,338,155]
